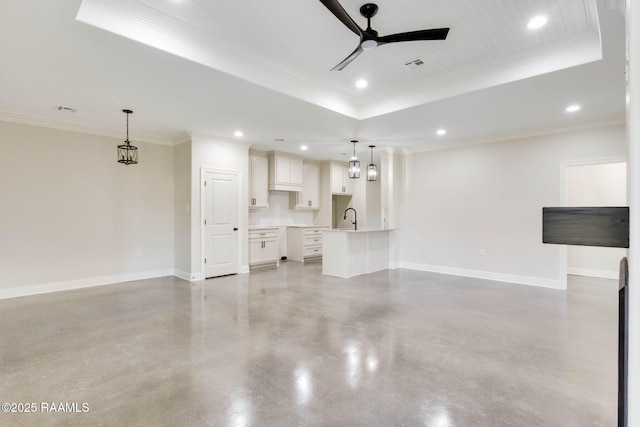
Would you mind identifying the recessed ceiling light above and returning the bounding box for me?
[234,131,243,137]
[436,129,447,136]
[356,79,368,89]
[566,104,581,113]
[300,145,308,151]
[527,15,548,30]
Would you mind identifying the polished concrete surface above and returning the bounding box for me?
[0,263,617,426]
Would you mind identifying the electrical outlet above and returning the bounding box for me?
[136,249,142,257]
[480,248,486,256]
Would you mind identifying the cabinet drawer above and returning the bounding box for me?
[303,228,325,237]
[249,229,278,240]
[304,236,322,246]
[304,245,322,257]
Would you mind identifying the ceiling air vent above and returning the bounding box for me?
[57,105,77,113]
[404,58,424,70]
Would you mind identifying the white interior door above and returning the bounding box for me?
[204,171,239,278]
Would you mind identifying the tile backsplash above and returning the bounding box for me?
[249,191,313,226]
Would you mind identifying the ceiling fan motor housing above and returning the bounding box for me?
[360,3,379,19]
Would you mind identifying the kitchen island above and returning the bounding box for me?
[322,228,393,278]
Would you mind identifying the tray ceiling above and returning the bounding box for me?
[76,0,603,119]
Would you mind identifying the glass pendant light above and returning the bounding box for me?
[117,109,138,165]
[367,145,377,181]
[348,139,360,178]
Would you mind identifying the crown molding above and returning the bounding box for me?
[171,132,192,145]
[0,110,174,146]
[405,116,626,154]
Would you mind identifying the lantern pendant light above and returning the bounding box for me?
[367,145,377,182]
[117,109,138,165]
[348,139,360,179]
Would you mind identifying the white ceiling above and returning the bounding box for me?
[0,0,626,161]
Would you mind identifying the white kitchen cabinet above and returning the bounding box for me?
[295,161,320,209]
[249,155,269,208]
[268,151,304,192]
[287,226,327,262]
[249,228,279,268]
[330,162,353,195]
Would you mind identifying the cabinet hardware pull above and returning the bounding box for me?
[259,233,266,236]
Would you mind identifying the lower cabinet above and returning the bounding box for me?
[287,226,327,263]
[249,228,279,268]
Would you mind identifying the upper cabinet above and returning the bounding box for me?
[295,161,320,210]
[330,162,353,195]
[249,154,269,208]
[268,151,304,192]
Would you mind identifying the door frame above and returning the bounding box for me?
[200,167,242,278]
[558,155,627,288]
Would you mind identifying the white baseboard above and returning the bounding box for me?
[567,267,618,280]
[388,261,401,270]
[189,272,205,281]
[0,269,175,300]
[398,262,565,290]
[173,269,192,281]
[179,266,250,282]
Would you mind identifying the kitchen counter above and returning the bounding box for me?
[322,228,393,278]
[324,228,395,233]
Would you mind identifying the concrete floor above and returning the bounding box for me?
[0,263,617,426]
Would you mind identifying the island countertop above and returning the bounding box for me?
[323,228,395,233]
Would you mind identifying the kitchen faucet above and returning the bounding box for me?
[343,208,357,230]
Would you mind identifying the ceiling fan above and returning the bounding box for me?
[319,1,450,70]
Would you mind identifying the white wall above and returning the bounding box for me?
[190,134,249,277]
[401,124,626,288]
[567,162,627,279]
[0,121,174,297]
[626,0,640,421]
[380,149,405,268]
[173,141,191,278]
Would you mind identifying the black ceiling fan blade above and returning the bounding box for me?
[378,27,450,45]
[331,45,364,71]
[319,0,363,37]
